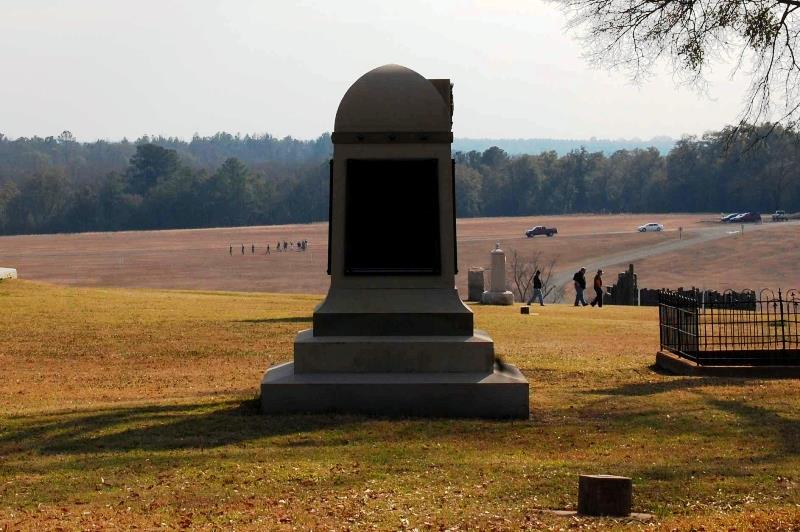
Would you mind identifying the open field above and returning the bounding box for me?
[1,280,800,529]
[3,213,797,298]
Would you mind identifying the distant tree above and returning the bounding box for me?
[203,158,255,227]
[0,181,19,232]
[454,164,484,217]
[126,144,180,196]
[7,172,71,233]
[144,168,205,229]
[57,130,76,143]
[97,172,138,230]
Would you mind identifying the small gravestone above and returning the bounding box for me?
[260,64,528,418]
[467,268,485,301]
[577,474,632,517]
[481,243,514,305]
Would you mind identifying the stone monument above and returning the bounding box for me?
[481,243,514,305]
[0,268,17,280]
[261,64,528,418]
[467,268,485,302]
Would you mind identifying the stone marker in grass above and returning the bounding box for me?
[577,474,632,517]
[467,268,485,302]
[481,243,514,305]
[260,64,529,418]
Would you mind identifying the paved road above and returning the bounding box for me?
[546,221,800,298]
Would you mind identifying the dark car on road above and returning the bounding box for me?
[525,225,558,237]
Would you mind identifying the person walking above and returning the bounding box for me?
[229,244,232,255]
[573,267,588,306]
[266,244,270,255]
[241,244,245,255]
[251,243,255,255]
[526,270,545,306]
[590,269,604,307]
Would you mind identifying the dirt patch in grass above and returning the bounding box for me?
[1,280,799,528]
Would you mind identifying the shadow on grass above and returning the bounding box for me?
[0,398,520,457]
[708,398,800,455]
[589,377,744,397]
[0,399,364,456]
[236,316,312,324]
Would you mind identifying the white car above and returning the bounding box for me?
[638,222,664,232]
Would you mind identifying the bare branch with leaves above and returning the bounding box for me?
[553,0,800,132]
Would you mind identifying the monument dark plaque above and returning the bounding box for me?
[344,159,440,275]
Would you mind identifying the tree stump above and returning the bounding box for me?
[577,475,632,517]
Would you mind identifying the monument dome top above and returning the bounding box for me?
[334,64,451,133]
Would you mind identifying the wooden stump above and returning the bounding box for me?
[577,474,632,517]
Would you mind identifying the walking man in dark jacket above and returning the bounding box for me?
[526,270,545,306]
[573,267,588,306]
[590,269,604,307]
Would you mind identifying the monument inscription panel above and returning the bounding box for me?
[344,158,441,276]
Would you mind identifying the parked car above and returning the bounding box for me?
[772,210,789,222]
[731,212,762,223]
[637,222,664,232]
[525,225,558,237]
[720,213,741,223]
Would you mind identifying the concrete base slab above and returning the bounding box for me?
[261,361,529,418]
[481,290,514,305]
[294,328,494,373]
[0,268,17,280]
[656,350,800,378]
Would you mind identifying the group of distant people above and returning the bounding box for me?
[524,267,604,308]
[229,240,309,256]
[571,267,604,308]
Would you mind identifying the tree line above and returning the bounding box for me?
[454,124,800,218]
[0,124,798,235]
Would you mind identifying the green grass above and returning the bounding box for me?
[1,280,799,529]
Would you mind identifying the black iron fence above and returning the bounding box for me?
[659,289,800,366]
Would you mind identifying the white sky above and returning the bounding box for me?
[1,0,751,141]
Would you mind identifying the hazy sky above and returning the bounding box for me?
[1,0,752,141]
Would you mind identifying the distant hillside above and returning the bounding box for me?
[453,136,676,155]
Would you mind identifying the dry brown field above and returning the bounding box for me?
[0,213,797,297]
[1,280,799,529]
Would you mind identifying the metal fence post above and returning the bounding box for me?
[780,289,787,352]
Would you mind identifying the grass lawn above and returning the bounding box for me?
[1,280,799,530]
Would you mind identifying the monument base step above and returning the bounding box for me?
[260,361,529,418]
[294,328,494,373]
[481,290,514,305]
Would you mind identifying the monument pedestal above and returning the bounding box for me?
[481,290,514,305]
[261,361,529,418]
[261,326,529,418]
